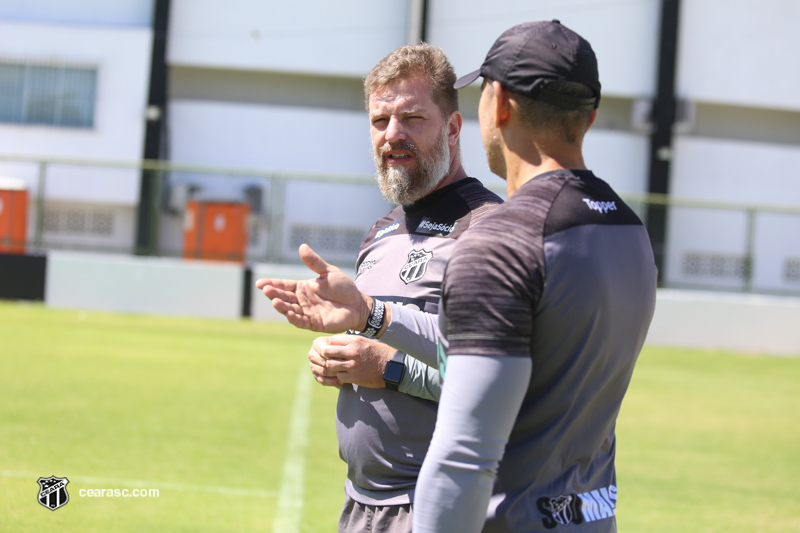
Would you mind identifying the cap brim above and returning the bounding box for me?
[453,68,482,89]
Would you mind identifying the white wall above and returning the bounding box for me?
[46,251,244,319]
[169,100,375,174]
[647,289,800,356]
[752,213,800,292]
[677,0,800,111]
[670,137,800,205]
[0,21,153,204]
[458,121,651,196]
[583,130,651,195]
[664,137,800,291]
[429,0,661,98]
[414,0,660,200]
[41,253,800,356]
[0,0,154,27]
[168,0,409,76]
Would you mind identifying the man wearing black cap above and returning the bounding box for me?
[411,20,658,532]
[256,20,658,533]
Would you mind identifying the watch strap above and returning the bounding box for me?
[361,299,385,338]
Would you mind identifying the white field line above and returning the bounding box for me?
[271,361,313,533]
[0,469,276,498]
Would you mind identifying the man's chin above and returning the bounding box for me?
[379,182,426,206]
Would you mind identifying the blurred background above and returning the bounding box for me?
[0,0,798,340]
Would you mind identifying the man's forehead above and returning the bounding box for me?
[368,77,438,112]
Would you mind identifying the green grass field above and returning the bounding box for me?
[1,301,798,532]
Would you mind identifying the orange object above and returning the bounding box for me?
[183,200,249,262]
[0,179,28,255]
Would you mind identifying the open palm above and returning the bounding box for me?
[255,244,371,333]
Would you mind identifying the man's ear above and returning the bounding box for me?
[586,108,599,131]
[492,81,511,127]
[447,111,463,146]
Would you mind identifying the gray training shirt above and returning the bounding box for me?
[337,177,502,505]
[418,169,657,532]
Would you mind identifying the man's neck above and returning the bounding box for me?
[433,160,469,193]
[504,139,586,197]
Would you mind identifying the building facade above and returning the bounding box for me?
[1,0,798,292]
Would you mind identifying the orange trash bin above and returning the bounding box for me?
[0,177,28,255]
[183,199,249,262]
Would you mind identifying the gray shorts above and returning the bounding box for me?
[338,493,413,533]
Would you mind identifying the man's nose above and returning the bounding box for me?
[384,116,406,143]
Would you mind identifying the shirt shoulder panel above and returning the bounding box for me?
[443,177,564,357]
[542,170,645,237]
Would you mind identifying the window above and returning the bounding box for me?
[785,259,800,283]
[43,205,115,236]
[0,61,97,128]
[290,224,364,255]
[682,251,745,279]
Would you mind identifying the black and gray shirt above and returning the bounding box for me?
[414,169,657,532]
[338,177,502,505]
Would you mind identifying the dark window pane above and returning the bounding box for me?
[26,66,60,125]
[0,62,96,129]
[61,67,96,127]
[0,64,25,123]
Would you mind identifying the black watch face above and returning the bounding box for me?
[383,361,404,383]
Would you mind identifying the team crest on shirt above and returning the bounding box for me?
[537,484,617,529]
[399,249,433,284]
[539,494,580,527]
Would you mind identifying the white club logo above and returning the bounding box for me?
[37,476,70,511]
[399,249,433,284]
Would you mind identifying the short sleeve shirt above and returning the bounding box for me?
[441,170,657,531]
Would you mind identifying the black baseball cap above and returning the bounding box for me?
[454,20,601,110]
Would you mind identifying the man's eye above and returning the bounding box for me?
[372,118,388,127]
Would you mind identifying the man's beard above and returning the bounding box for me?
[373,125,451,206]
[483,128,506,180]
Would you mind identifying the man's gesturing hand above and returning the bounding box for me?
[255,244,373,333]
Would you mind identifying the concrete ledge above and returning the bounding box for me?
[27,252,800,356]
[647,289,800,356]
[45,252,244,319]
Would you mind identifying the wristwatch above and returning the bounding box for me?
[383,351,406,391]
[361,299,385,338]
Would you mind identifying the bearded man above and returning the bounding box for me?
[304,44,502,532]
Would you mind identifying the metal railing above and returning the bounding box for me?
[1,153,799,297]
[623,192,800,293]
[0,153,381,263]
